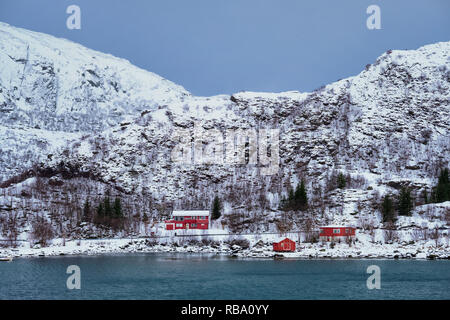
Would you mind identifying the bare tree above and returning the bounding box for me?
[411,228,425,242]
[30,215,54,247]
[275,219,293,235]
[429,227,441,248]
[224,212,244,234]
[383,222,398,243]
[1,211,20,247]
[303,217,317,243]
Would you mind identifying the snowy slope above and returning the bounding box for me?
[36,42,450,206]
[0,24,449,251]
[0,22,190,179]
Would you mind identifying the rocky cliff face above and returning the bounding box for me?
[41,46,450,211]
[0,22,449,213]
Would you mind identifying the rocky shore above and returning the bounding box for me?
[1,238,448,260]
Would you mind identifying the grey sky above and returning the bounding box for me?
[0,0,449,96]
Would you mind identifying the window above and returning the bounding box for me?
[174,216,184,221]
[345,229,350,234]
[191,224,197,228]
[176,223,183,228]
[333,229,340,234]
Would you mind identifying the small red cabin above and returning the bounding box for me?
[165,210,210,230]
[273,238,296,252]
[319,226,356,241]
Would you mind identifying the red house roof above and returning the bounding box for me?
[273,237,295,243]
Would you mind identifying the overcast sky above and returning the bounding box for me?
[0,0,449,96]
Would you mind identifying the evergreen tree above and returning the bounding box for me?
[294,179,308,210]
[435,168,450,203]
[103,196,112,217]
[96,202,104,217]
[287,189,295,209]
[113,197,123,218]
[337,172,346,189]
[397,187,413,216]
[429,189,437,203]
[423,189,428,204]
[381,194,395,222]
[83,199,91,221]
[279,195,288,211]
[211,195,221,220]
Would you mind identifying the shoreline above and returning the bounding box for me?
[1,237,449,260]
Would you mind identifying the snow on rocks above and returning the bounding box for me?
[0,24,448,261]
[1,232,448,260]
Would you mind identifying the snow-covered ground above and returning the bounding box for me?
[1,227,448,260]
[0,24,448,262]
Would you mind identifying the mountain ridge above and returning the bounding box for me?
[0,23,448,255]
[0,23,448,207]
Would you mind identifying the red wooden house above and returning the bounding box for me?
[273,237,296,252]
[165,210,209,230]
[319,226,356,241]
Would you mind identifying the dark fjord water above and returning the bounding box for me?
[0,254,449,299]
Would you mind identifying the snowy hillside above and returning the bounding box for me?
[0,22,190,179]
[0,23,448,258]
[37,42,450,204]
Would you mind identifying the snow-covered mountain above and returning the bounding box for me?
[0,22,448,211]
[0,22,190,180]
[37,41,450,208]
[0,23,448,257]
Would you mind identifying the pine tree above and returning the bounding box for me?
[423,189,428,204]
[279,195,288,211]
[211,195,221,220]
[294,179,308,210]
[337,172,346,189]
[435,168,450,203]
[96,203,104,217]
[381,194,395,222]
[288,189,295,209]
[83,199,91,222]
[113,197,123,218]
[397,187,413,216]
[103,196,112,217]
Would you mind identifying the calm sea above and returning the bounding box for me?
[0,253,449,299]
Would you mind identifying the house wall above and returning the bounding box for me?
[273,239,296,252]
[165,216,209,230]
[319,227,356,241]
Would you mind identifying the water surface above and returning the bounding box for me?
[0,254,448,299]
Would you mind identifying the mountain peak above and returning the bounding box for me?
[0,21,191,132]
